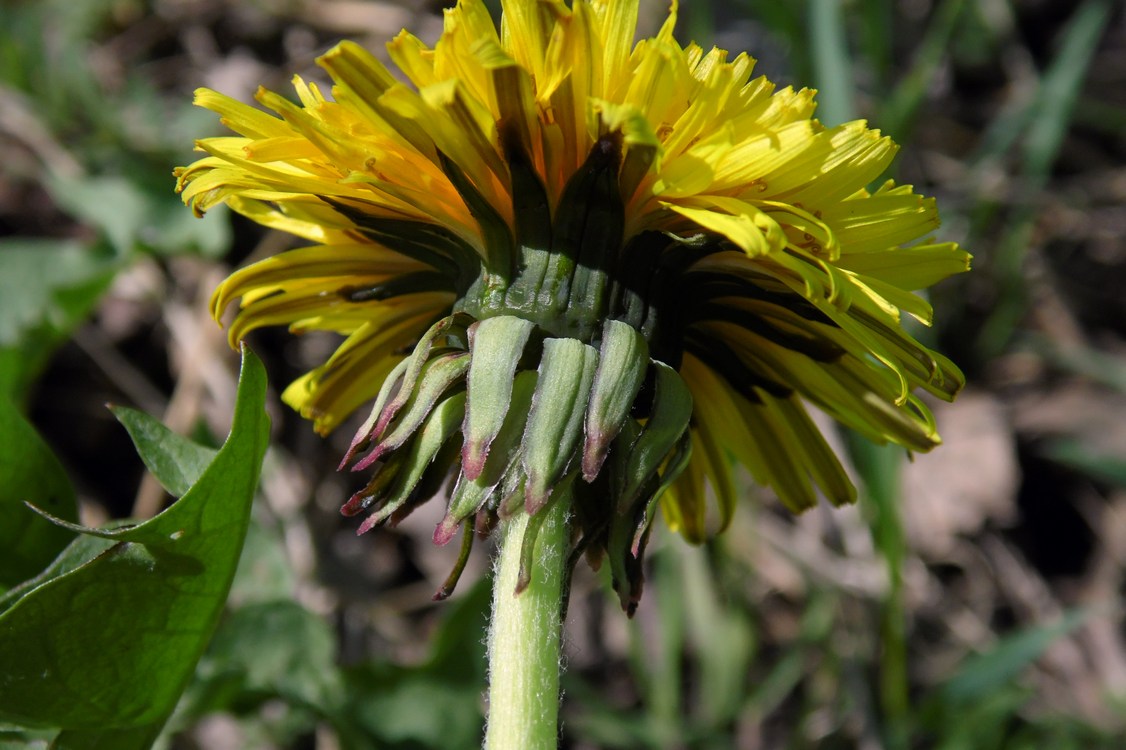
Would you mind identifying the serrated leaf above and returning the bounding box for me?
[0,535,116,618]
[109,405,217,497]
[0,347,269,736]
[0,397,79,589]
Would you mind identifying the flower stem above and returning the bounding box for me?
[485,497,570,750]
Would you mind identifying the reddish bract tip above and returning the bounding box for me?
[340,428,373,469]
[351,444,387,472]
[523,476,552,517]
[356,513,381,535]
[340,491,372,517]
[581,439,609,483]
[432,519,459,546]
[461,442,488,481]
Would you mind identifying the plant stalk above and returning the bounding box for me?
[484,496,570,749]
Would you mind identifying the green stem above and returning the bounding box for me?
[846,434,909,750]
[484,497,570,750]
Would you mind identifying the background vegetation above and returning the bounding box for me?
[1,0,1124,747]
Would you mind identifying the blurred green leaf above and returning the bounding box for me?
[425,576,490,682]
[809,0,857,126]
[564,695,663,750]
[340,578,490,748]
[167,519,319,742]
[226,515,300,607]
[1029,335,1126,393]
[0,348,269,738]
[0,239,108,344]
[929,688,1031,750]
[0,239,116,347]
[108,405,217,497]
[52,724,164,750]
[570,541,756,749]
[880,0,967,141]
[846,433,909,747]
[1074,97,1126,137]
[1019,0,1114,182]
[49,175,230,259]
[857,0,894,82]
[0,726,53,748]
[0,239,117,402]
[0,397,78,590]
[1,0,207,171]
[745,649,805,718]
[681,543,753,728]
[188,600,340,714]
[735,2,803,76]
[936,609,1091,706]
[648,545,687,743]
[681,0,715,49]
[976,0,1115,358]
[1046,439,1126,488]
[343,666,483,749]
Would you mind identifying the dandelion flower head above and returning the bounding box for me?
[177,0,970,610]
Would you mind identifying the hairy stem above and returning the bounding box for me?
[484,497,570,749]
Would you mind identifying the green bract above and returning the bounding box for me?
[342,312,694,611]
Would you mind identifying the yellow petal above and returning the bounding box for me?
[662,195,786,256]
[192,88,291,139]
[836,242,972,290]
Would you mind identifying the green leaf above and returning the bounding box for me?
[0,345,52,407]
[424,575,490,681]
[225,515,299,606]
[845,432,910,745]
[48,175,230,259]
[0,239,117,402]
[680,542,753,727]
[340,579,489,747]
[808,0,857,126]
[1046,439,1126,488]
[0,725,54,748]
[0,240,116,347]
[109,405,217,497]
[51,724,164,750]
[0,347,269,736]
[189,600,340,715]
[936,609,1092,705]
[0,397,79,589]
[0,535,116,618]
[880,0,968,141]
[974,0,1116,359]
